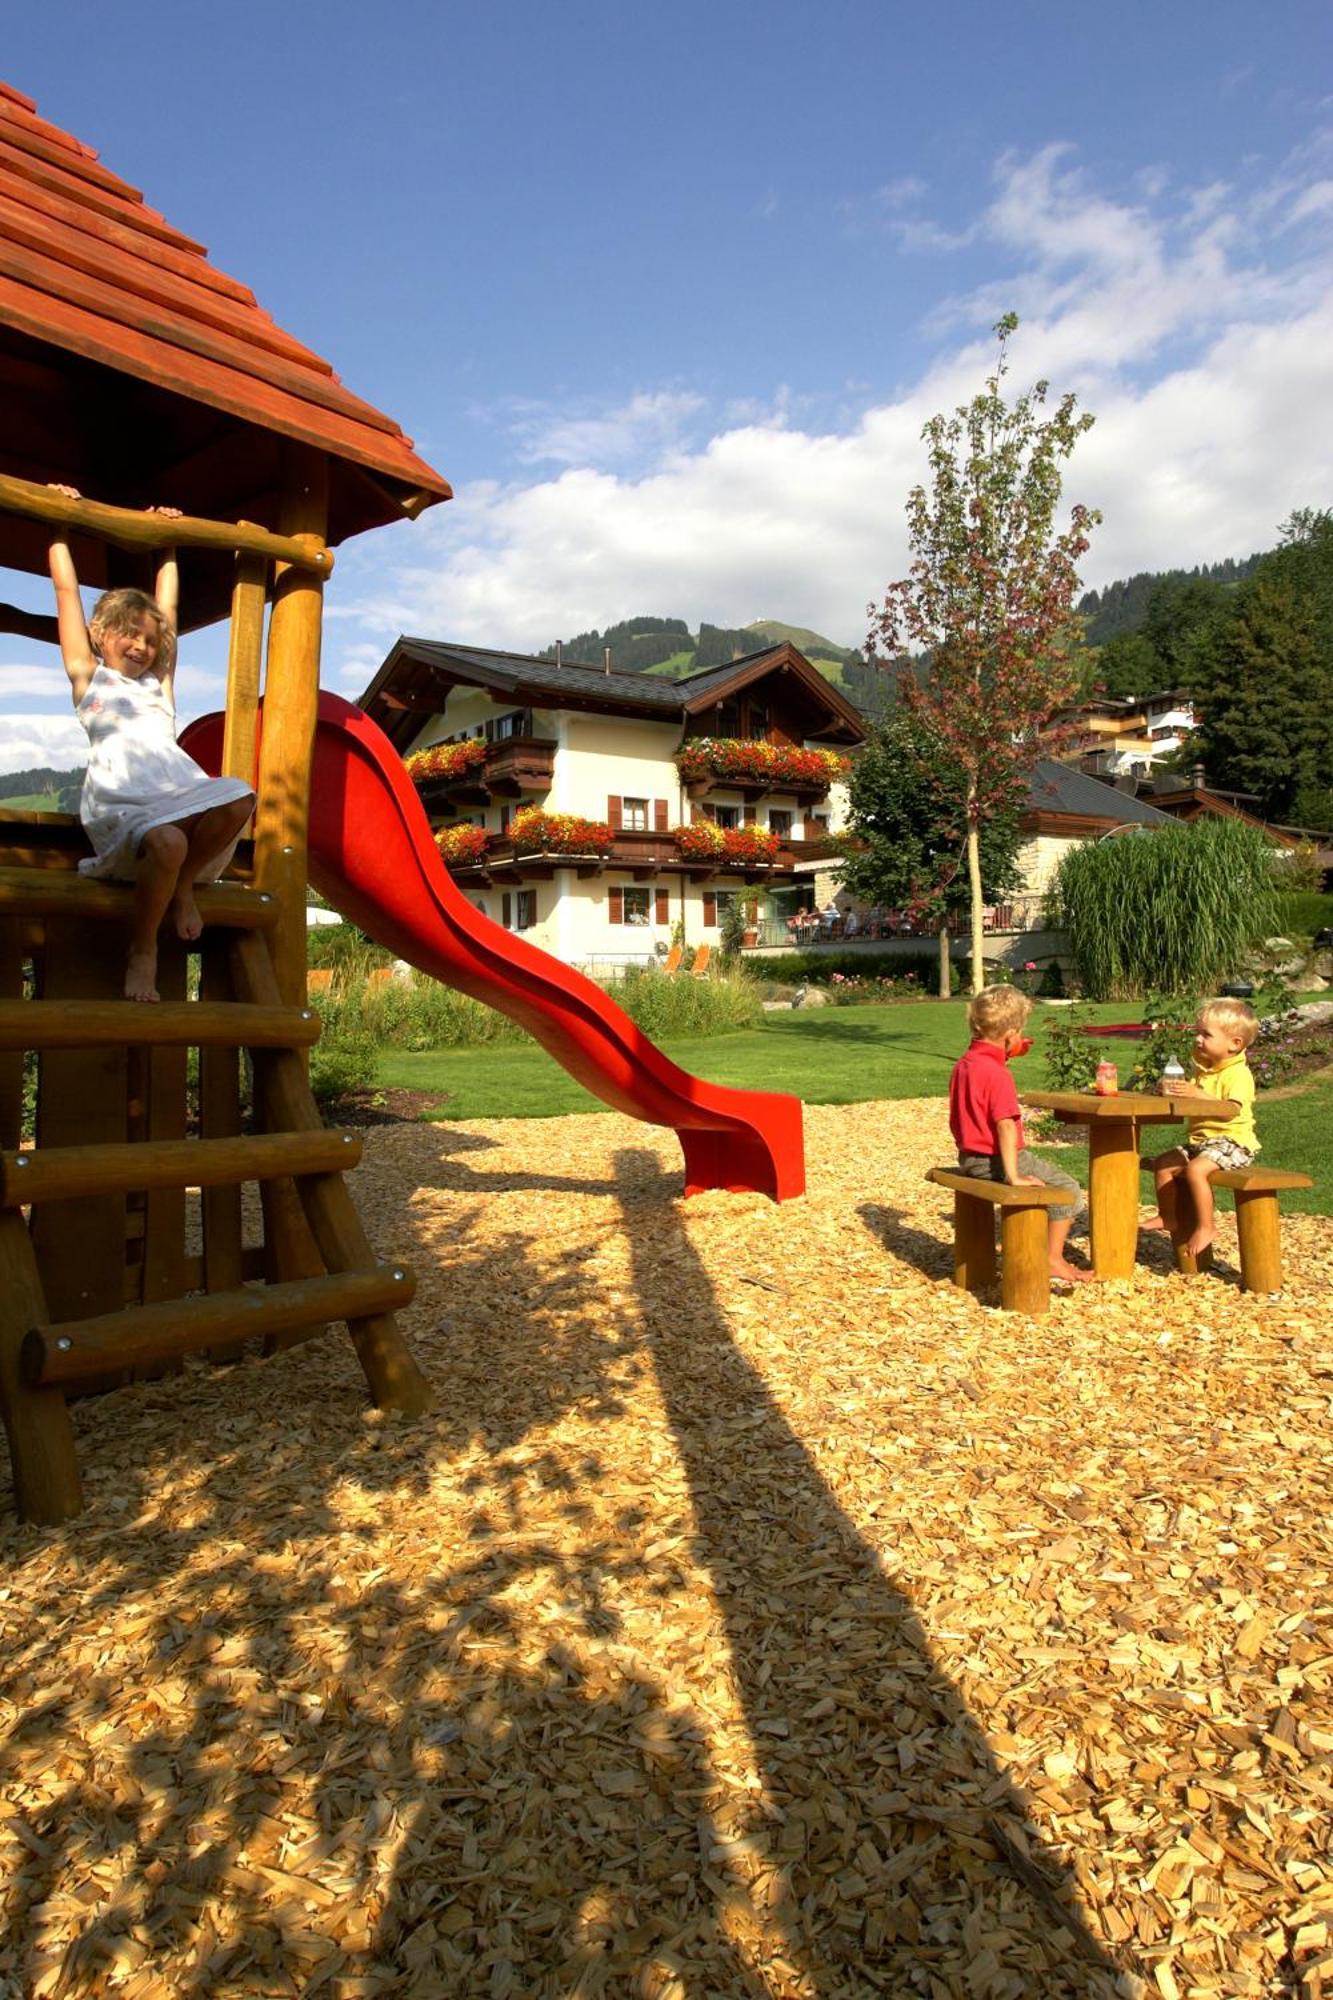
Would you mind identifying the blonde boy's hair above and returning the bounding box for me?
[1199,996,1259,1049]
[968,983,1032,1039]
[88,587,177,675]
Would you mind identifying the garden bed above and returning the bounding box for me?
[2,1102,1330,1996]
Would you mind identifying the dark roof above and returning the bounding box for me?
[360,638,868,749]
[0,78,450,624]
[1024,759,1174,826]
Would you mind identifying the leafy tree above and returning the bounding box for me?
[867,314,1099,992]
[839,711,1022,994]
[1089,629,1166,700]
[1188,510,1333,822]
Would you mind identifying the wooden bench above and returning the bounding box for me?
[1171,1166,1313,1292]
[926,1168,1070,1315]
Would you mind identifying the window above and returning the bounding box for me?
[516,890,537,931]
[746,703,768,740]
[622,796,649,832]
[717,699,741,735]
[768,809,793,839]
[712,804,740,830]
[623,886,651,925]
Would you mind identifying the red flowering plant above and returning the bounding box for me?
[675,739,849,789]
[510,808,614,855]
[720,825,780,864]
[406,738,488,784]
[434,823,490,867]
[673,821,726,859]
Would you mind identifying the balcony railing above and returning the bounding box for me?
[762,894,1053,946]
[413,735,557,808]
[440,825,841,884]
[675,739,849,803]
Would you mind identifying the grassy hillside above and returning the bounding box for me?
[744,618,854,664]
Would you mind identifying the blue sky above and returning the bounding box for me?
[4,0,1332,770]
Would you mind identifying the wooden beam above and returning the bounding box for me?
[222,553,267,791]
[0,998,319,1050]
[0,471,333,574]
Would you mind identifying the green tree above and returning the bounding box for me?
[840,711,1022,994]
[1090,629,1166,699]
[1188,511,1333,821]
[867,314,1099,992]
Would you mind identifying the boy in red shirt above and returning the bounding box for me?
[949,984,1091,1283]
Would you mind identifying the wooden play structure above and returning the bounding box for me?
[0,80,451,1522]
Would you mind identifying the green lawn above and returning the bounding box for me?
[377,996,1330,1213]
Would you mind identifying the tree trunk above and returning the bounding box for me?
[937,923,951,999]
[966,821,985,995]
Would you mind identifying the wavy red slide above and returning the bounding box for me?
[184,694,804,1200]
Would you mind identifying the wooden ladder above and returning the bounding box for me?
[0,902,430,1526]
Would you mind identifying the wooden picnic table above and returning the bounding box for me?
[1022,1088,1239,1280]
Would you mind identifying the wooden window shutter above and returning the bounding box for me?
[502,892,512,927]
[744,806,757,826]
[609,886,624,925]
[690,803,702,824]
[499,804,511,832]
[803,816,819,840]
[703,890,717,926]
[654,798,668,832]
[608,795,623,830]
[655,887,669,924]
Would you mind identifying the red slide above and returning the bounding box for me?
[183,694,804,1200]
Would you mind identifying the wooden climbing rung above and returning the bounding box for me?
[1,1128,361,1208]
[0,999,319,1051]
[23,1264,415,1388]
[0,868,275,929]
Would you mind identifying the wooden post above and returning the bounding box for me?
[252,446,328,1007]
[999,1206,1049,1315]
[954,1191,996,1294]
[0,920,21,1151]
[223,553,268,794]
[1087,1120,1142,1280]
[0,1211,82,1524]
[1234,1189,1282,1294]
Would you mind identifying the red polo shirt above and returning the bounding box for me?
[949,1038,1023,1155]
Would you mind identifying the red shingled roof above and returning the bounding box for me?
[0,78,450,615]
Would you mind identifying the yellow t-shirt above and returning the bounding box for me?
[1188,1050,1258,1152]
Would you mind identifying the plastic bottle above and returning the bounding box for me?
[1161,1057,1186,1092]
[1094,1059,1118,1095]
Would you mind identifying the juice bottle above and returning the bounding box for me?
[1094,1060,1118,1095]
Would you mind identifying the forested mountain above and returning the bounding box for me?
[0,764,83,809]
[1077,553,1265,646]
[539,615,855,681]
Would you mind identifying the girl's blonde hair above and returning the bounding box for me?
[87,587,177,675]
[967,983,1032,1039]
[1199,996,1259,1049]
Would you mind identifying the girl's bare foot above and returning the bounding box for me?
[171,888,203,942]
[125,949,160,1002]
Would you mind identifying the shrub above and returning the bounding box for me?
[1040,1004,1102,1092]
[1125,998,1199,1092]
[610,963,764,1035]
[309,1017,380,1109]
[756,950,963,993]
[1049,818,1279,998]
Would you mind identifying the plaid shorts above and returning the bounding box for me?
[1186,1136,1255,1171]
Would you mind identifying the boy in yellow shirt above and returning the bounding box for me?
[1151,997,1259,1258]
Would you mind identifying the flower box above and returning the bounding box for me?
[434,823,491,867]
[675,738,849,791]
[510,808,614,856]
[407,738,489,785]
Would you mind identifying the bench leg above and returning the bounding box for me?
[954,1192,997,1294]
[999,1206,1049,1315]
[1234,1189,1282,1294]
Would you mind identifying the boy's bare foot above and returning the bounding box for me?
[125,949,160,1002]
[1050,1259,1094,1282]
[171,888,203,942]
[1184,1224,1216,1258]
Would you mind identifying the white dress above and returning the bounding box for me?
[76,663,254,881]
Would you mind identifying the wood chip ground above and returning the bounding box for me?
[2,1099,1331,1998]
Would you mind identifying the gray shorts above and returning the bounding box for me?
[1186,1136,1254,1171]
[956,1148,1087,1224]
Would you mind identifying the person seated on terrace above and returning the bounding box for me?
[843,908,860,939]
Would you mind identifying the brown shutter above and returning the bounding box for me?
[744,806,757,826]
[609,886,624,925]
[703,891,717,926]
[690,803,702,824]
[803,816,819,840]
[499,804,511,832]
[655,887,669,924]
[608,795,623,830]
[654,798,668,832]
[501,892,512,927]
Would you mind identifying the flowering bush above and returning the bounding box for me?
[434,823,490,867]
[510,808,614,855]
[673,821,726,859]
[675,739,849,789]
[406,738,488,784]
[720,825,780,864]
[823,971,926,1005]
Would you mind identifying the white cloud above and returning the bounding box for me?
[494,390,708,470]
[0,713,87,776]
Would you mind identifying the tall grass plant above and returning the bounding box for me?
[1050,819,1278,998]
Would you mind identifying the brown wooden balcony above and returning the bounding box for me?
[443,827,839,887]
[414,736,557,810]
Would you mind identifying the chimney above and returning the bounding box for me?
[1191,761,1206,791]
[604,646,612,676]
